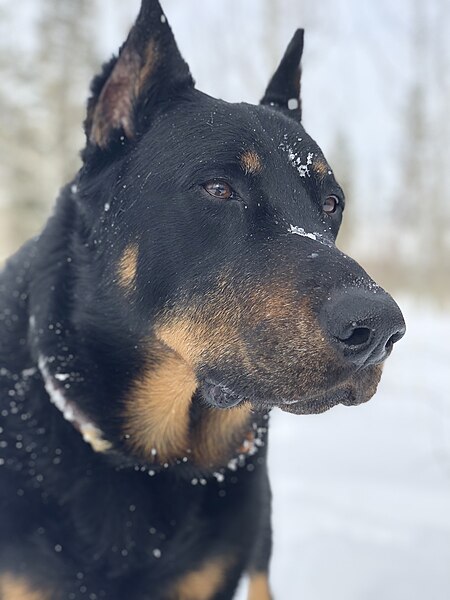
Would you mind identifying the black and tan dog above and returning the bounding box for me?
[0,1,405,598]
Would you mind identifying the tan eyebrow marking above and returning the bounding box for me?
[240,150,262,175]
[313,157,331,179]
[117,244,139,290]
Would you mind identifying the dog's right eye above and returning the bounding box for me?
[202,180,234,200]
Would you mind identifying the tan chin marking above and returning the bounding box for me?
[240,150,262,175]
[154,314,242,368]
[124,348,197,463]
[153,309,253,467]
[154,318,206,366]
[117,244,139,291]
[248,572,272,600]
[0,575,49,600]
[192,402,253,468]
[124,346,252,467]
[170,557,231,600]
[144,280,342,465]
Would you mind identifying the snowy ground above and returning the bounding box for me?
[236,301,450,599]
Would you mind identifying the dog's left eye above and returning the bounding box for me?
[203,180,234,200]
[322,195,340,214]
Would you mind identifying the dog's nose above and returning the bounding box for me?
[322,288,405,367]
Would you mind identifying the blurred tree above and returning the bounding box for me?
[429,0,450,263]
[0,0,100,254]
[36,0,99,186]
[396,0,428,235]
[395,0,449,292]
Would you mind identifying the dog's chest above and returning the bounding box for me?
[1,468,258,600]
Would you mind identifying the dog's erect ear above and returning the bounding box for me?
[85,0,194,149]
[261,29,304,119]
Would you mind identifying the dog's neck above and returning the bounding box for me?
[36,346,265,473]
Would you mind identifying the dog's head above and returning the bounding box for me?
[61,0,404,465]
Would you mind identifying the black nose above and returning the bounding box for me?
[322,288,405,367]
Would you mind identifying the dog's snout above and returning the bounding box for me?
[322,288,405,367]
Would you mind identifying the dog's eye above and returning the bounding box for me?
[203,180,234,200]
[323,195,339,214]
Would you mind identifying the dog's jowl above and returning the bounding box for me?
[0,1,405,598]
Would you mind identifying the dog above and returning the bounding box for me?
[0,1,405,598]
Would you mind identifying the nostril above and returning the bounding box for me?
[339,326,372,347]
[384,328,406,352]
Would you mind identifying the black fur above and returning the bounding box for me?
[0,1,404,598]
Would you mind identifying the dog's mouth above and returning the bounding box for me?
[199,367,382,415]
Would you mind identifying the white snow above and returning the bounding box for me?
[279,135,313,178]
[38,356,112,454]
[235,302,450,599]
[288,225,318,241]
[54,373,70,382]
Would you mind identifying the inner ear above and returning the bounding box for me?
[261,29,304,119]
[85,0,194,150]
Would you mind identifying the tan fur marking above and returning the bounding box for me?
[155,319,206,366]
[118,244,139,290]
[248,573,272,600]
[171,558,230,600]
[240,150,262,175]
[154,308,254,466]
[124,347,197,462]
[132,274,346,466]
[192,403,252,467]
[155,280,336,403]
[155,316,242,367]
[0,575,48,600]
[313,157,330,178]
[124,338,252,467]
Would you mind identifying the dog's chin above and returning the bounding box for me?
[200,365,383,415]
[278,388,368,415]
[276,365,383,415]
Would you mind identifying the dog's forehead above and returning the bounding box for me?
[147,93,333,182]
[252,104,334,183]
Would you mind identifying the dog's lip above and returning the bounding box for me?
[278,387,368,415]
[199,378,245,409]
[279,394,342,415]
[199,377,366,415]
